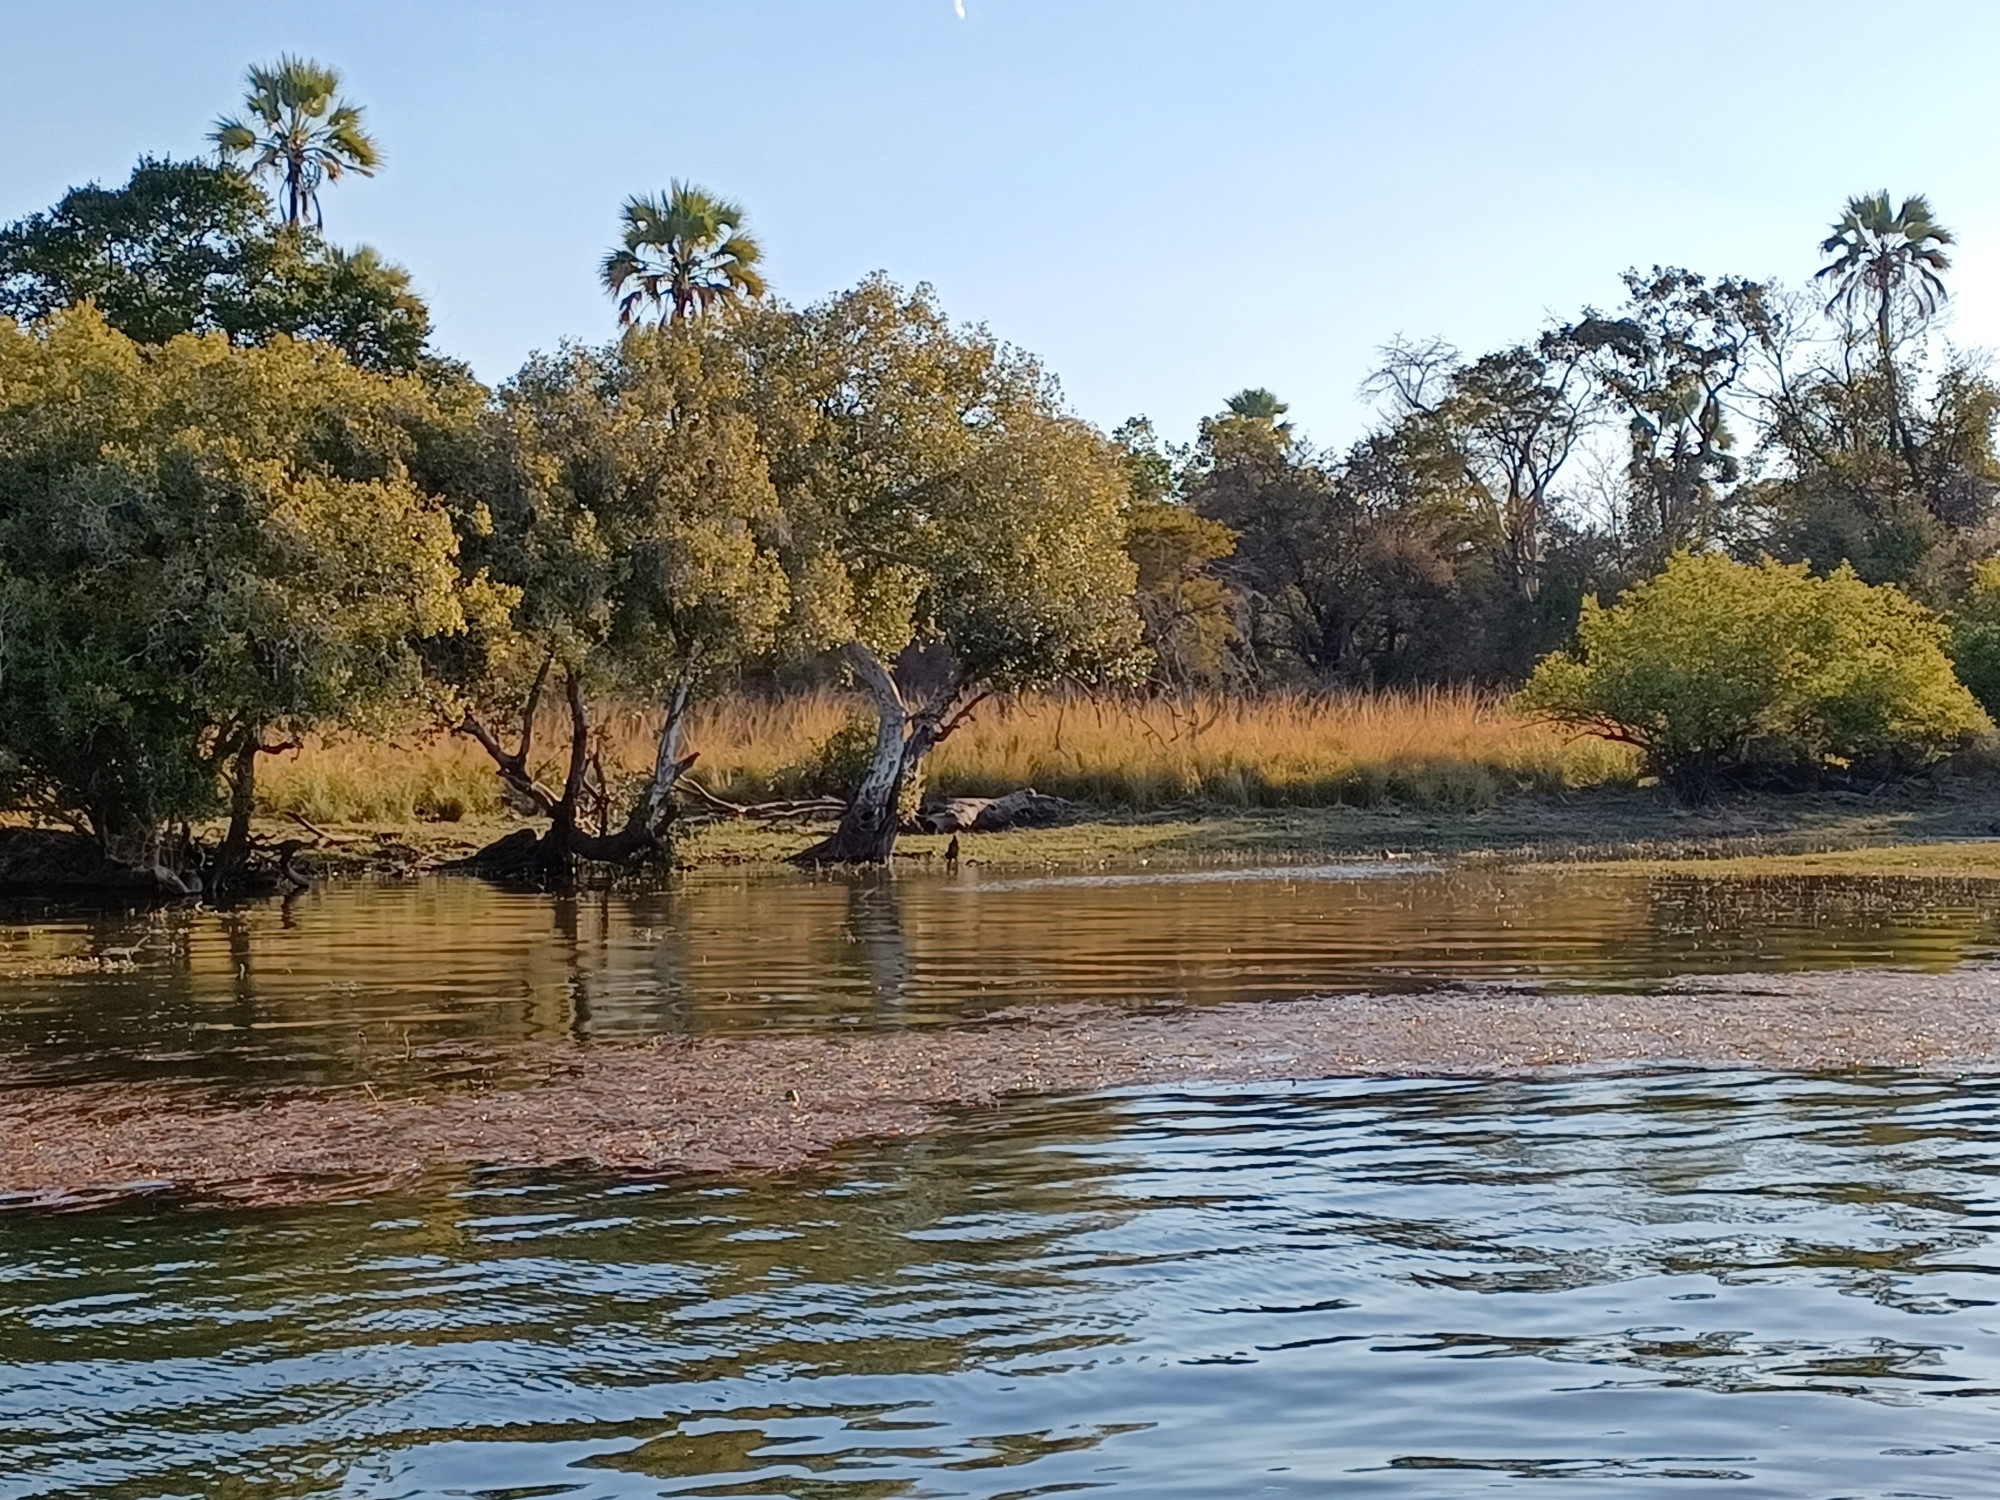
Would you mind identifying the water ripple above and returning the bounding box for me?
[5,1071,2000,1494]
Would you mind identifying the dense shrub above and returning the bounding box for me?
[1950,559,2000,719]
[1518,553,1990,795]
[796,715,880,799]
[0,309,467,863]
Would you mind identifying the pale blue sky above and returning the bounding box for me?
[7,1,2000,450]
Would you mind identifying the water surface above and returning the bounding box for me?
[6,1070,2000,1497]
[1,861,1997,1085]
[8,863,2000,1495]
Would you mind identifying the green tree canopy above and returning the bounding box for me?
[738,277,1144,861]
[1812,192,1955,487]
[0,308,470,880]
[446,324,789,874]
[1567,267,1774,562]
[1224,388,1292,428]
[1752,319,2000,598]
[1112,417,1239,693]
[0,157,431,373]
[1817,192,1953,354]
[1184,388,1359,682]
[1949,558,2000,720]
[601,182,767,327]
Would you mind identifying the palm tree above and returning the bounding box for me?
[1815,192,1954,478]
[1225,388,1289,424]
[600,182,766,326]
[211,55,381,228]
[1816,191,1953,364]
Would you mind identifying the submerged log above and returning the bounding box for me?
[455,816,678,889]
[458,828,546,882]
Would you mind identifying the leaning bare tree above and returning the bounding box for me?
[446,326,786,881]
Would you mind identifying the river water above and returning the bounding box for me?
[5,863,2000,1496]
[0,862,1996,1083]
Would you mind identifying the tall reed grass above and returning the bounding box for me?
[255,688,1637,825]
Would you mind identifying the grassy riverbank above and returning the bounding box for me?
[255,688,1638,828]
[675,774,2000,871]
[242,757,2000,881]
[219,686,2000,878]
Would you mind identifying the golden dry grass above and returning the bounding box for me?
[919,690,1635,810]
[254,733,508,825]
[257,688,1636,827]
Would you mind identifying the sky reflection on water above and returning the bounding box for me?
[6,1069,2000,1496]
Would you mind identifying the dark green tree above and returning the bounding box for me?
[737,278,1143,863]
[1184,390,1359,682]
[447,326,789,879]
[0,308,469,886]
[1113,418,1239,693]
[1815,192,1954,480]
[1817,193,1953,368]
[1753,235,2000,600]
[1567,267,1774,563]
[1353,337,1603,679]
[0,157,431,373]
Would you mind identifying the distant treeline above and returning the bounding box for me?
[0,58,1992,877]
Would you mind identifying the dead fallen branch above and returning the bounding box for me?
[915,789,1077,833]
[675,778,846,822]
[286,812,366,847]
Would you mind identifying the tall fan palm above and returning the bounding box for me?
[1816,191,1954,365]
[1225,388,1289,424]
[600,183,766,326]
[1816,192,1953,480]
[211,55,381,228]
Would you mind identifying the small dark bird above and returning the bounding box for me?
[945,834,961,869]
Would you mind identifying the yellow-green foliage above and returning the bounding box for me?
[262,688,1634,823]
[1520,552,1991,784]
[0,307,469,841]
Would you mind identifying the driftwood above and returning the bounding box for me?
[286,811,367,847]
[914,789,1077,834]
[676,779,847,823]
[456,828,543,880]
[675,779,1073,837]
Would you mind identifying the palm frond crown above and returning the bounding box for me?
[1814,190,1955,326]
[599,179,767,327]
[209,54,381,227]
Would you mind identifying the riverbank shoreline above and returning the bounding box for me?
[234,767,2000,882]
[11,769,2000,896]
[6,965,1998,1212]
